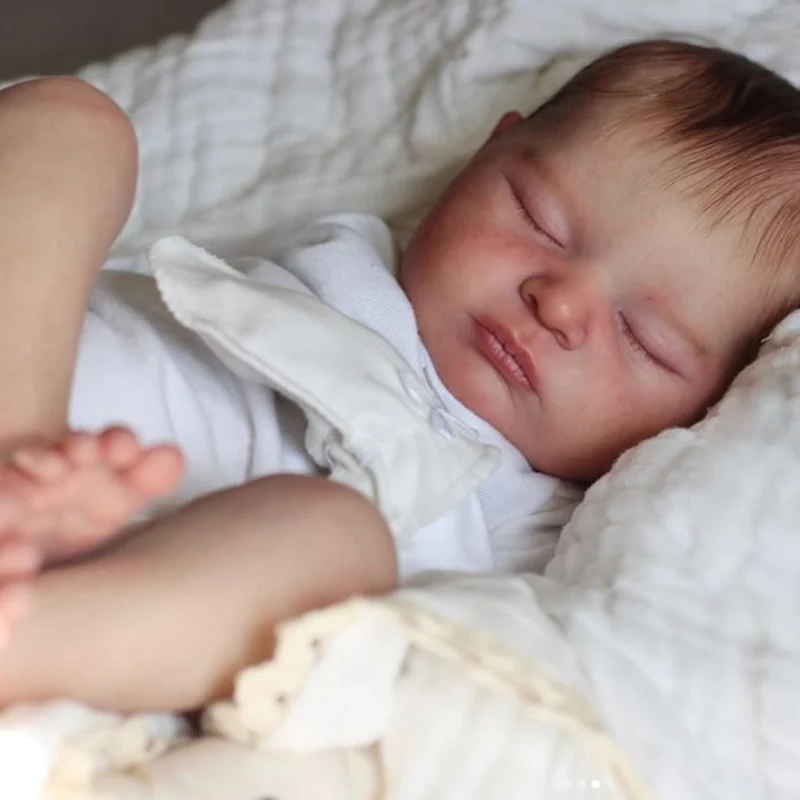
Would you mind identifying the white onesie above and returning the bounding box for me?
[70,215,578,577]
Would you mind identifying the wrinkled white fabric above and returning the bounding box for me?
[251,214,578,572]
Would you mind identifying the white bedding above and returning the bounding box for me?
[3,0,800,798]
[84,0,800,259]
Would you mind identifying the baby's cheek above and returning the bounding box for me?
[594,375,650,432]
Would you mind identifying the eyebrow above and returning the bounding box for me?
[516,146,562,195]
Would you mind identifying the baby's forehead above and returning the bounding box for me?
[514,117,798,283]
[633,163,796,333]
[584,125,792,263]
[527,125,718,232]
[526,115,689,197]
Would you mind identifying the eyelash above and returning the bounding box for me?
[512,193,559,246]
[619,314,659,366]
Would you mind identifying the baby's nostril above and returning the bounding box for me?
[522,288,537,312]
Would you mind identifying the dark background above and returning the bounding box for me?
[0,0,228,79]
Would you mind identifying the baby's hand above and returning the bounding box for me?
[0,427,184,645]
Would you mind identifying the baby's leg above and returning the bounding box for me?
[0,475,397,712]
[0,77,137,624]
[0,77,137,448]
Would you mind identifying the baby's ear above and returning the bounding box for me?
[486,111,524,143]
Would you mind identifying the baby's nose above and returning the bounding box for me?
[520,275,591,350]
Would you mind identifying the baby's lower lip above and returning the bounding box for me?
[475,321,535,391]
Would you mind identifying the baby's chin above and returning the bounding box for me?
[450,381,545,463]
[439,368,508,430]
[425,340,562,464]
[530,444,616,484]
[491,419,607,482]
[456,388,611,482]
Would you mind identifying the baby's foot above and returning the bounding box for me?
[1,427,185,563]
[0,427,182,646]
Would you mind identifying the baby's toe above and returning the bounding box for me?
[126,445,184,498]
[101,427,142,470]
[60,431,103,469]
[10,445,69,483]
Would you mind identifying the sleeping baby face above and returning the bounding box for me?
[400,113,766,481]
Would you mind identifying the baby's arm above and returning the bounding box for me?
[0,474,396,712]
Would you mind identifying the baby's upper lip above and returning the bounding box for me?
[477,317,540,392]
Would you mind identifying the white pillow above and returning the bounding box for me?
[73,0,778,258]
